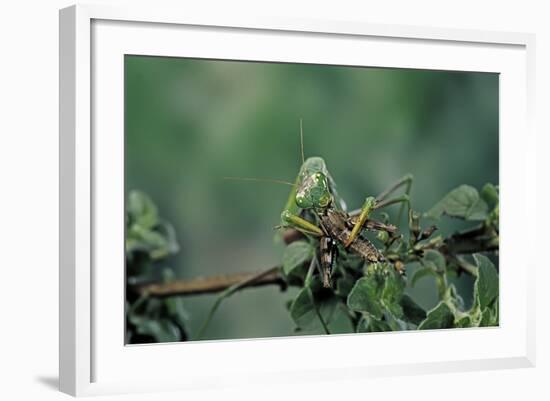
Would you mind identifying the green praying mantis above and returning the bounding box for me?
[227,120,413,288]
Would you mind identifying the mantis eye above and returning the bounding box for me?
[317,193,331,208]
[295,194,313,208]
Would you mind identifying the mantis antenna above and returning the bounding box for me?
[300,118,305,165]
[222,176,296,187]
[223,118,305,188]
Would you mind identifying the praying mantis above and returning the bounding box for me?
[227,120,413,288]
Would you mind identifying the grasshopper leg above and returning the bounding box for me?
[320,237,338,288]
[345,175,414,247]
[281,211,336,288]
[344,196,376,248]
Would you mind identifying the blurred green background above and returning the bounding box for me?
[125,55,498,341]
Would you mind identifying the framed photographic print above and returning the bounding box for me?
[59,4,536,396]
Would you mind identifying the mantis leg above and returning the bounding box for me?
[351,174,413,220]
[349,174,413,216]
[376,173,413,223]
[375,173,413,203]
[280,210,324,237]
[375,194,411,210]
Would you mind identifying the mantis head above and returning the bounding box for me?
[295,171,332,210]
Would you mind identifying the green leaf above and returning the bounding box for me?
[423,250,446,271]
[384,303,404,319]
[480,183,499,209]
[290,287,317,328]
[455,316,472,328]
[325,302,355,334]
[479,300,499,327]
[410,266,436,286]
[164,297,189,327]
[410,250,445,288]
[127,190,159,229]
[126,221,180,261]
[479,308,494,327]
[384,312,408,331]
[157,222,180,255]
[284,298,293,311]
[492,300,499,324]
[356,316,391,333]
[335,276,355,298]
[446,284,465,311]
[289,286,337,331]
[381,270,405,318]
[473,254,499,310]
[400,294,427,325]
[347,276,384,319]
[283,241,314,276]
[426,185,488,221]
[135,318,181,342]
[418,302,454,330]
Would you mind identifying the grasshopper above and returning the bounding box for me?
[227,120,412,288]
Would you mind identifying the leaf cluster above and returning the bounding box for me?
[125,191,188,343]
[282,183,499,333]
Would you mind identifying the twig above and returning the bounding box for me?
[137,268,286,297]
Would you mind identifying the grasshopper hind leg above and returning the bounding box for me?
[320,237,338,288]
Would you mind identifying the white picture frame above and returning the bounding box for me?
[59,4,536,397]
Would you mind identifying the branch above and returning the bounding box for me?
[410,224,498,274]
[136,267,286,297]
[134,225,497,298]
[133,229,302,297]
[442,228,499,255]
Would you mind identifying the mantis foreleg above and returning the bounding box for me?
[280,210,324,237]
[280,167,324,237]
